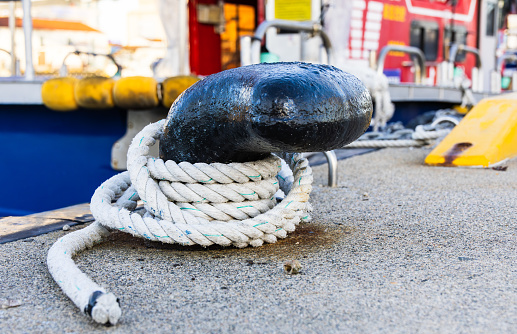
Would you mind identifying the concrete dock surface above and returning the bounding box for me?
[1,147,516,333]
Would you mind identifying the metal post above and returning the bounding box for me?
[448,43,483,91]
[323,150,337,187]
[471,67,479,92]
[476,70,484,93]
[376,45,426,84]
[9,1,16,76]
[300,32,306,62]
[368,50,377,70]
[512,71,517,92]
[490,70,501,93]
[22,0,34,80]
[178,0,188,75]
[240,36,252,66]
[437,61,449,87]
[249,20,334,65]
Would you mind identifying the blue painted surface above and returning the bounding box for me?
[383,69,401,84]
[0,105,126,216]
[391,101,454,127]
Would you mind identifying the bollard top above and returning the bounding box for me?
[160,62,372,163]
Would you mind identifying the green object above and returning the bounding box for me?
[502,76,511,90]
[453,67,464,78]
[260,52,280,63]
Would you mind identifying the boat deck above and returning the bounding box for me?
[1,147,516,333]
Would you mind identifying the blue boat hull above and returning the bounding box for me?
[0,105,126,216]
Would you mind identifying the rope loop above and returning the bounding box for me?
[92,120,313,248]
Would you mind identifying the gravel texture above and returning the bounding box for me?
[1,147,516,333]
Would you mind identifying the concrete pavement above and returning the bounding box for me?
[1,147,516,333]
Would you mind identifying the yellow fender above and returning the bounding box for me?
[161,75,201,108]
[41,77,78,112]
[75,76,115,109]
[426,92,517,167]
[113,76,159,110]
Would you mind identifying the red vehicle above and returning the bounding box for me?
[188,1,479,82]
[187,0,517,96]
[344,0,478,85]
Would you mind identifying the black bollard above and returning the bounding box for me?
[160,62,372,163]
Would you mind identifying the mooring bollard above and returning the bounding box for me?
[47,62,372,326]
[160,62,372,163]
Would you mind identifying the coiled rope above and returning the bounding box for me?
[47,120,314,325]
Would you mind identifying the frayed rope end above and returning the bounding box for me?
[84,291,121,326]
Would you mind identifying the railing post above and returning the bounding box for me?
[448,43,483,92]
[376,45,426,84]
[9,1,16,76]
[244,19,334,66]
[22,0,34,81]
[240,36,252,66]
[323,151,337,187]
[493,53,517,93]
[491,70,501,93]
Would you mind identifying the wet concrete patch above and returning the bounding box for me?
[99,222,355,260]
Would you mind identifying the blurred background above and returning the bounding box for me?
[0,0,167,77]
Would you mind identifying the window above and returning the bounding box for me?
[486,0,497,36]
[410,20,439,61]
[444,25,468,62]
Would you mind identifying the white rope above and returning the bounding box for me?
[47,120,314,326]
[344,128,451,148]
[344,139,425,148]
[336,64,395,131]
[412,127,451,141]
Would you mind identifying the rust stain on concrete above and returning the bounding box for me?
[103,222,354,259]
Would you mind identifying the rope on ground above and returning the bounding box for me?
[344,126,451,149]
[47,120,314,326]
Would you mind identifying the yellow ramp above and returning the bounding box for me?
[425,92,517,167]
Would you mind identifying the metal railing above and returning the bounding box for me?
[0,48,20,76]
[240,19,333,66]
[0,48,10,57]
[21,0,34,80]
[491,52,517,93]
[59,51,122,77]
[449,44,482,68]
[447,44,483,92]
[376,45,426,84]
[495,52,517,75]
